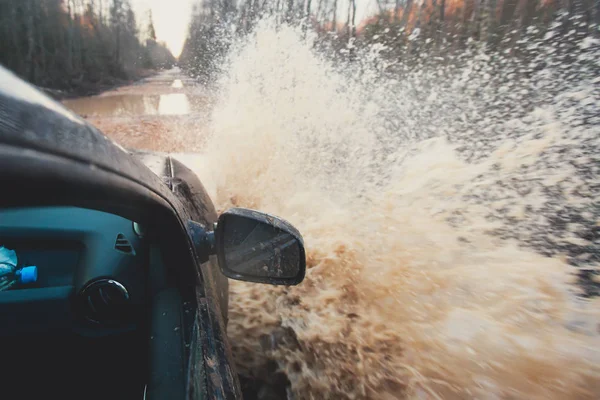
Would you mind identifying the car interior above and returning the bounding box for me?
[0,205,201,399]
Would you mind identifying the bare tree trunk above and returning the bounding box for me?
[10,1,20,59]
[462,0,471,27]
[438,0,446,51]
[520,0,537,30]
[451,0,471,50]
[331,0,337,31]
[37,5,46,81]
[395,0,401,22]
[471,0,484,40]
[115,25,121,65]
[481,0,497,45]
[26,0,36,83]
[440,0,446,24]
[500,0,519,27]
[314,0,320,20]
[316,0,324,23]
[406,0,425,54]
[75,0,86,76]
[350,0,356,37]
[346,0,352,34]
[415,0,425,30]
[504,0,529,54]
[67,0,75,74]
[401,0,414,31]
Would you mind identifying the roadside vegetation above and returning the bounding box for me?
[0,0,175,97]
[179,0,600,82]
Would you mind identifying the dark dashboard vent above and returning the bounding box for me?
[114,233,135,255]
[78,279,130,325]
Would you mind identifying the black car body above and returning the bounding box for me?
[0,66,305,399]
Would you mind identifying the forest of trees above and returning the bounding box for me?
[0,0,175,96]
[1,0,597,94]
[179,0,600,81]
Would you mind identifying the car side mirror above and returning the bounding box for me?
[214,208,306,285]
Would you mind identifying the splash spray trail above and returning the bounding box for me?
[189,21,600,399]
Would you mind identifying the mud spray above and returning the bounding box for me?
[188,20,600,399]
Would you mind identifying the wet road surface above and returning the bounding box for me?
[63,68,212,152]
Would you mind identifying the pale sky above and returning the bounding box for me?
[132,0,194,57]
[131,0,378,58]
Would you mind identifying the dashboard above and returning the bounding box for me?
[0,206,149,336]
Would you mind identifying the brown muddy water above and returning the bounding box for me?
[63,68,212,152]
[64,92,196,117]
[63,24,600,400]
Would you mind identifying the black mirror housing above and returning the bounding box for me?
[215,208,306,285]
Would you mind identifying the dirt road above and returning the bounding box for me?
[62,68,213,152]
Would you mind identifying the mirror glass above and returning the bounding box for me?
[221,214,301,280]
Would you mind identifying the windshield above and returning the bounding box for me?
[1,0,599,398]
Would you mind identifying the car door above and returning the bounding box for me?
[146,153,241,399]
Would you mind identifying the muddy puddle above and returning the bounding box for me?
[62,68,212,152]
[63,93,203,117]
